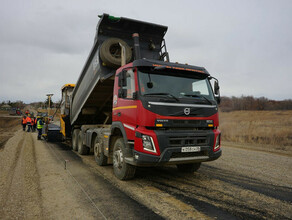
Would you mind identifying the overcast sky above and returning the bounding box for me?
[0,0,291,103]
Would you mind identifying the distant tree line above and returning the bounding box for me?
[220,96,292,111]
[1,100,25,109]
[2,96,292,112]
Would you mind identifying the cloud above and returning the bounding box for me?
[0,0,292,103]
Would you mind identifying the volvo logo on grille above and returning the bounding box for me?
[184,108,191,115]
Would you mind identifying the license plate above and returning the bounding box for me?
[181,146,201,152]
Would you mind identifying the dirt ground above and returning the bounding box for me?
[0,116,21,149]
[0,119,96,219]
[0,116,162,219]
[0,115,291,219]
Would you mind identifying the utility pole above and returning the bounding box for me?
[46,94,54,109]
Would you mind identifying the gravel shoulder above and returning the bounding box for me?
[217,142,292,187]
[1,123,291,219]
[0,128,163,219]
[0,130,43,219]
[0,129,107,219]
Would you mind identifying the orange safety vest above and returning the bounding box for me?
[26,117,32,123]
[31,119,34,126]
[34,118,37,124]
[22,118,27,124]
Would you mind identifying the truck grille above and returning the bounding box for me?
[169,136,207,147]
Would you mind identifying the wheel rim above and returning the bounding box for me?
[110,44,121,58]
[113,147,123,170]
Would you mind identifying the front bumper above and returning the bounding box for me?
[125,147,222,167]
[125,128,221,166]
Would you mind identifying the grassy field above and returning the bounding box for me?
[219,110,292,148]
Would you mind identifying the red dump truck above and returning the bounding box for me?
[59,14,222,180]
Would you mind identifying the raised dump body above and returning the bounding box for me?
[70,14,168,126]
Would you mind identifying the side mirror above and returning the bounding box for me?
[118,70,127,87]
[214,81,220,95]
[213,80,221,104]
[215,96,221,105]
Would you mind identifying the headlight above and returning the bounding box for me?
[142,135,157,153]
[214,133,221,151]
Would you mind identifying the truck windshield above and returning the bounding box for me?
[138,70,215,101]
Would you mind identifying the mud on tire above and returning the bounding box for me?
[72,129,80,151]
[77,132,89,155]
[113,137,136,180]
[94,136,107,166]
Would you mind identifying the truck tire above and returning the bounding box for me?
[113,138,136,180]
[93,137,107,166]
[176,163,201,173]
[99,38,132,68]
[77,132,89,155]
[72,129,80,151]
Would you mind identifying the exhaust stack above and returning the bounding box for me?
[132,33,141,60]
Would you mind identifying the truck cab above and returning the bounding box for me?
[110,59,221,178]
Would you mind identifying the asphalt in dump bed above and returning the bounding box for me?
[46,142,163,220]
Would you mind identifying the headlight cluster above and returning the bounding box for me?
[142,135,156,153]
[214,133,221,151]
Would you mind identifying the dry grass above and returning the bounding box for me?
[219,110,292,147]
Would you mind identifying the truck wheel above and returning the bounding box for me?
[78,132,89,155]
[94,137,107,166]
[113,138,136,180]
[176,163,201,173]
[72,129,80,151]
[99,38,132,68]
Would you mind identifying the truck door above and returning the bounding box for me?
[114,69,138,140]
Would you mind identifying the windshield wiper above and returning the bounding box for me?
[144,93,180,102]
[183,94,213,105]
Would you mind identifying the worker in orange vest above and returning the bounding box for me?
[26,115,32,132]
[31,117,35,132]
[22,116,27,131]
